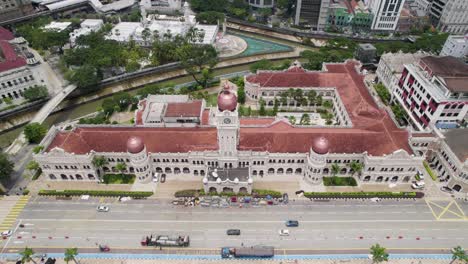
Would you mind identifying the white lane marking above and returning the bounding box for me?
[19,219,441,223]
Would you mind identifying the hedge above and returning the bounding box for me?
[38,190,153,198]
[323,177,358,186]
[304,191,422,199]
[174,189,282,198]
[423,161,437,181]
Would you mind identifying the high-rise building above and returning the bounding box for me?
[295,0,330,31]
[369,0,406,31]
[440,35,468,62]
[431,0,468,34]
[0,0,34,22]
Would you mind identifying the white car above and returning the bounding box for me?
[278,229,290,236]
[153,173,159,182]
[97,205,109,212]
[1,230,12,237]
[412,181,425,189]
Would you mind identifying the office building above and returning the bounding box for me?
[295,0,330,31]
[369,0,406,31]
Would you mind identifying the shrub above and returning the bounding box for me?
[22,189,30,195]
[102,174,135,184]
[304,191,420,199]
[423,161,437,181]
[174,189,204,197]
[323,177,358,186]
[174,189,282,198]
[38,190,153,197]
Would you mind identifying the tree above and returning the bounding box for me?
[279,91,288,106]
[370,244,389,263]
[288,116,296,124]
[20,247,36,264]
[451,246,467,264]
[272,98,279,116]
[92,156,108,177]
[258,98,266,116]
[250,59,273,73]
[306,90,317,105]
[141,28,151,46]
[26,160,39,171]
[300,113,310,125]
[246,106,252,116]
[331,163,340,177]
[0,152,14,182]
[24,123,47,144]
[71,64,99,91]
[237,85,246,104]
[195,11,225,25]
[64,248,79,264]
[23,86,49,102]
[349,161,363,176]
[176,44,218,88]
[115,162,127,175]
[189,0,228,12]
[32,145,44,154]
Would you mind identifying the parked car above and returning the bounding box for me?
[226,229,241,235]
[96,205,109,212]
[416,170,424,180]
[278,229,290,236]
[160,174,166,183]
[153,173,159,182]
[411,181,425,189]
[285,220,299,227]
[1,230,12,237]
[440,186,454,194]
[230,196,237,203]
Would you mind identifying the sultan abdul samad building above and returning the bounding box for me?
[35,60,433,194]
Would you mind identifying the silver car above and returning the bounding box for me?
[97,205,109,212]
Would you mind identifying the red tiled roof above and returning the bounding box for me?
[47,127,218,154]
[0,27,14,41]
[0,41,26,72]
[201,109,210,125]
[411,133,435,138]
[240,61,413,156]
[164,101,203,117]
[240,118,275,126]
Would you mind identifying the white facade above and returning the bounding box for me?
[0,66,40,102]
[376,51,426,99]
[370,0,406,31]
[246,0,274,8]
[440,35,468,60]
[436,0,468,34]
[140,0,182,14]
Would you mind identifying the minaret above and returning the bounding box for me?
[216,82,239,159]
[127,136,152,183]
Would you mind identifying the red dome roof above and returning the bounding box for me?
[312,137,329,154]
[127,136,145,153]
[218,83,237,112]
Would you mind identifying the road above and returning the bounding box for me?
[1,197,467,254]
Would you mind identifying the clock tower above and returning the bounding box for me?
[216,82,239,159]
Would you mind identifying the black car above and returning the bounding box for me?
[285,220,299,227]
[226,229,241,235]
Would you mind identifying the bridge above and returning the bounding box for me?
[5,84,77,155]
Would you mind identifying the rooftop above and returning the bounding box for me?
[44,21,72,32]
[0,27,14,41]
[443,129,468,162]
[0,41,27,72]
[164,101,203,118]
[380,51,426,74]
[420,56,468,92]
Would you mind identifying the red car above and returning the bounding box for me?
[230,196,237,203]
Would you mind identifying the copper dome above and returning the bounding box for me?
[217,83,237,112]
[126,136,145,154]
[312,137,329,155]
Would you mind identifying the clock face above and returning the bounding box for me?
[224,118,231,124]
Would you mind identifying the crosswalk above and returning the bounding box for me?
[0,196,30,232]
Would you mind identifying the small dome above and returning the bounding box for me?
[234,177,239,184]
[202,177,208,184]
[216,178,222,184]
[217,82,237,112]
[127,136,145,153]
[248,178,253,184]
[312,137,329,155]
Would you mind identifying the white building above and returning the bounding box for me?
[370,0,406,31]
[69,19,104,47]
[394,56,468,131]
[245,0,274,8]
[376,51,426,99]
[139,0,182,14]
[429,0,468,34]
[35,61,427,194]
[43,21,72,32]
[440,35,468,61]
[106,15,218,45]
[295,0,330,31]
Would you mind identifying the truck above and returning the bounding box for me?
[221,246,274,258]
[140,235,190,247]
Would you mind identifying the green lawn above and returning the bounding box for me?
[206,93,218,107]
[103,174,136,184]
[323,176,358,186]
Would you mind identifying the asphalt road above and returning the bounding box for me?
[2,198,467,254]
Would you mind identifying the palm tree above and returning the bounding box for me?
[451,246,467,264]
[349,161,363,176]
[331,163,340,177]
[92,156,108,177]
[64,248,79,264]
[370,243,388,263]
[141,28,151,46]
[115,162,127,175]
[306,90,317,106]
[20,247,36,264]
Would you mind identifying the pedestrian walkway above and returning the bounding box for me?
[0,196,29,232]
